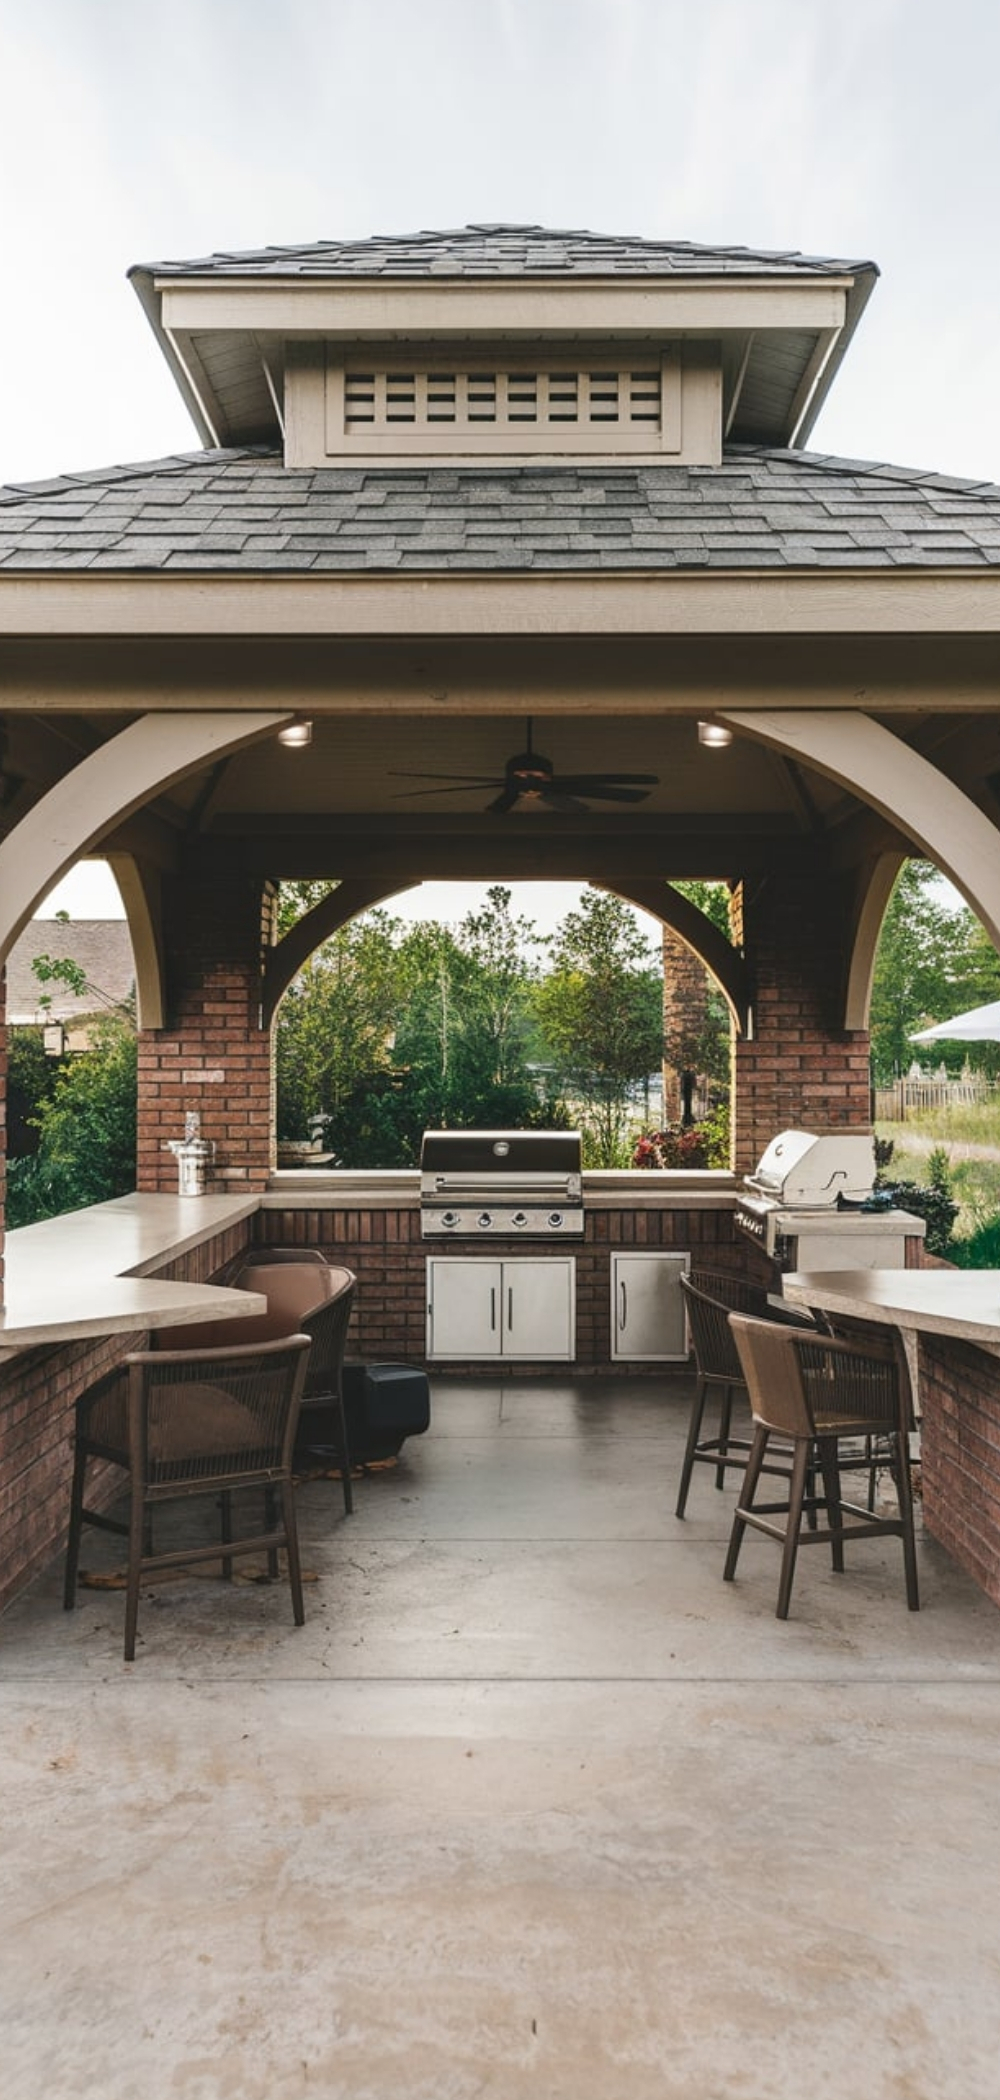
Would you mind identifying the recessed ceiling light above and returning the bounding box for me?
[278,717,313,748]
[697,720,733,748]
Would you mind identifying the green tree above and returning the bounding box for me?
[7,1014,137,1225]
[870,861,1000,1081]
[275,908,403,1142]
[533,892,664,1165]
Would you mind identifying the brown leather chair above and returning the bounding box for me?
[233,1256,358,1515]
[725,1311,919,1619]
[64,1333,311,1660]
[155,1255,358,1515]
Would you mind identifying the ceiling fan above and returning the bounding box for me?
[390,719,658,814]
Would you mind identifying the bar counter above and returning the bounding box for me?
[782,1267,1000,1608]
[0,1192,265,1354]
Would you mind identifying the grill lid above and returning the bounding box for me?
[745,1129,876,1208]
[420,1129,581,1182]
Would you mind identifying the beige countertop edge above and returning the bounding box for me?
[782,1268,1000,1350]
[0,1193,264,1354]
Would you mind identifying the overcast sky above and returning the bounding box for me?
[9,0,997,926]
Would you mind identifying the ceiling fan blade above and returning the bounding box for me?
[486,785,522,813]
[554,772,660,789]
[392,780,505,800]
[540,789,590,814]
[389,769,504,783]
[552,782,653,804]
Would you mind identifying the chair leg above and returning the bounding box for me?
[220,1489,236,1581]
[676,1376,709,1518]
[723,1423,769,1581]
[816,1435,844,1572]
[123,1480,146,1664]
[715,1384,734,1490]
[336,1393,354,1518]
[264,1486,280,1578]
[776,1439,812,1621]
[891,1431,920,1611]
[63,1442,89,1609]
[280,1479,306,1627]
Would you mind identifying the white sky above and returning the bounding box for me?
[12,0,999,929]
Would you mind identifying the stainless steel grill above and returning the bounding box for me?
[736,1128,877,1254]
[420,1129,584,1238]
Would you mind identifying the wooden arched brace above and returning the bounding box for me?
[262,878,422,1029]
[720,710,1000,1027]
[0,711,290,970]
[592,879,750,1035]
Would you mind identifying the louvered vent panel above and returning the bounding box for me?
[342,361,668,439]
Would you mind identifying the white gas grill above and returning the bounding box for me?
[734,1128,920,1270]
[420,1129,584,1238]
[737,1129,877,1253]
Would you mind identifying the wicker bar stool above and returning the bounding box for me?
[64,1333,312,1661]
[676,1268,813,1519]
[724,1312,919,1619]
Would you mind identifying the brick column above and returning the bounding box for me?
[661,927,716,1125]
[732,869,871,1175]
[137,874,276,1193]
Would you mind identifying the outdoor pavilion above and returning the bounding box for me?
[2,223,1000,1230]
[4,224,1000,1606]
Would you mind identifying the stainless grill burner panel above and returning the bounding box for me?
[420,1129,584,1238]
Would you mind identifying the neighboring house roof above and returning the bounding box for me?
[3,446,1000,572]
[6,919,135,1026]
[132,223,877,282]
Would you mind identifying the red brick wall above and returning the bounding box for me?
[733,871,871,1173]
[918,1331,1000,1609]
[256,1202,744,1374]
[137,875,275,1192]
[0,1218,253,1614]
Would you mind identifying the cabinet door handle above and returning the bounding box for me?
[508,1285,514,1330]
[490,1287,497,1332]
[620,1279,628,1331]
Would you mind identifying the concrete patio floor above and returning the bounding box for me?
[3,1373,1000,2100]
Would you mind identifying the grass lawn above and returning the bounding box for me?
[875,1104,1000,1257]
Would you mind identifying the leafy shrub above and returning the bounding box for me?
[875,1177,959,1260]
[949,1214,1000,1269]
[633,1124,712,1170]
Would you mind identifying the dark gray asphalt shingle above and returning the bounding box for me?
[131,223,875,283]
[3,446,1000,573]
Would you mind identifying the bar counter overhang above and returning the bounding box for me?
[782,1267,1000,1611]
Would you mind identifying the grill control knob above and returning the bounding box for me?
[441,1209,460,1229]
[511,1211,528,1229]
[477,1211,492,1230]
[548,1211,564,1229]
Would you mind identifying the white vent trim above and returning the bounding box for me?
[326,349,682,457]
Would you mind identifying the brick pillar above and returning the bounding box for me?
[137,874,276,1193]
[662,927,716,1125]
[732,869,871,1175]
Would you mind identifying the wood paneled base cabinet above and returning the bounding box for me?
[426,1257,576,1362]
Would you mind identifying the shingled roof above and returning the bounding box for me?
[132,223,876,283]
[3,447,1000,573]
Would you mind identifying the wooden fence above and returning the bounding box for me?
[874,1074,996,1121]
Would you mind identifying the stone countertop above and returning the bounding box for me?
[782,1268,1000,1348]
[262,1169,738,1210]
[0,1193,265,1354]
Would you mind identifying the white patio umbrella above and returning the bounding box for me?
[910,999,1000,1043]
